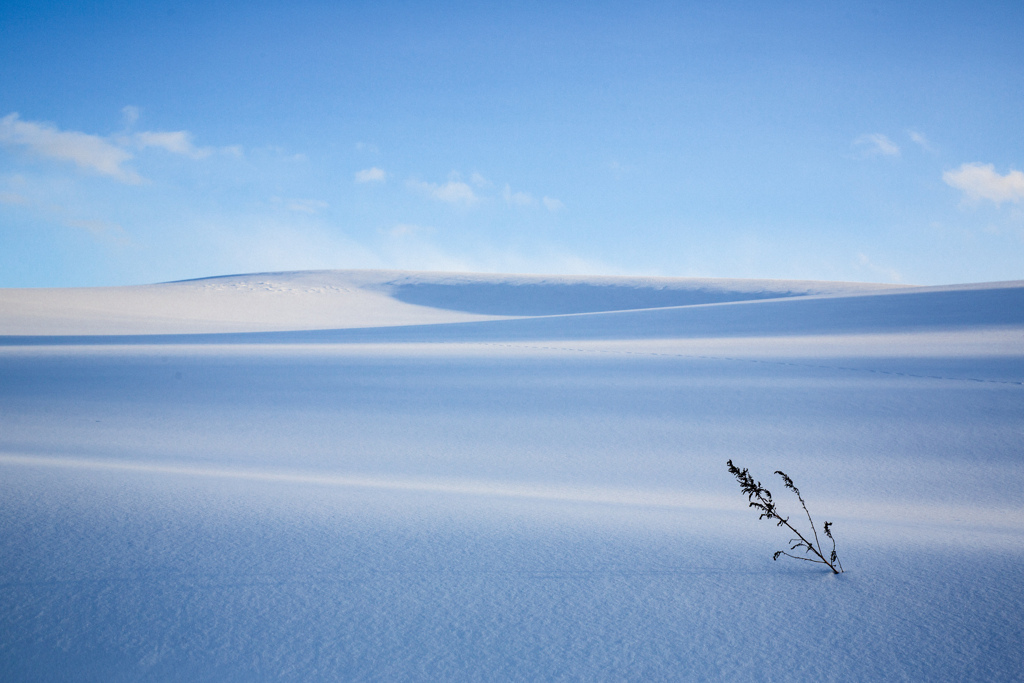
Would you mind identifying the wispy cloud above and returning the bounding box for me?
[407,171,557,211]
[943,163,1024,205]
[289,200,329,214]
[501,184,563,211]
[432,180,477,204]
[502,183,534,206]
[0,177,132,245]
[542,196,564,212]
[65,217,131,243]
[355,167,386,183]
[605,160,633,176]
[852,133,900,157]
[271,197,329,214]
[126,130,212,159]
[908,130,934,152]
[386,223,433,238]
[0,113,141,183]
[0,112,223,183]
[121,105,140,127]
[855,252,902,283]
[408,176,479,205]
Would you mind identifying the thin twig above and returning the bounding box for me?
[774,551,828,565]
[778,470,824,564]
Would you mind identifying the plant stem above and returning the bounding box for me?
[776,514,839,573]
[753,488,839,574]
[796,493,823,568]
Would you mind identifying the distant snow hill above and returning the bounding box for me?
[0,269,1021,341]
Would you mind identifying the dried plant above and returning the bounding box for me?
[727,460,843,574]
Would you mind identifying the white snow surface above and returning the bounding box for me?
[0,269,902,335]
[1,270,1023,681]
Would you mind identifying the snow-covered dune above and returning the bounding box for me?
[0,270,510,336]
[3,271,1019,345]
[1,270,1022,681]
[0,269,899,335]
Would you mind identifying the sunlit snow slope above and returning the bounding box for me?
[0,269,900,335]
[1,270,1022,681]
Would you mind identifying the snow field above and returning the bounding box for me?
[1,271,1022,680]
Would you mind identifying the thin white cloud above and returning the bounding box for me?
[0,180,133,245]
[908,130,934,152]
[121,105,140,127]
[386,223,434,238]
[852,133,900,157]
[408,178,478,205]
[943,163,1024,205]
[355,167,386,183]
[542,196,564,212]
[128,130,212,159]
[855,252,902,283]
[65,217,130,243]
[434,180,476,204]
[289,200,328,214]
[470,172,490,187]
[502,183,534,206]
[0,112,225,183]
[606,160,632,175]
[270,197,329,214]
[0,113,141,183]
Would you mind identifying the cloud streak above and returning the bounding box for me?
[503,184,534,206]
[908,130,934,152]
[408,177,479,205]
[855,252,901,283]
[286,198,329,214]
[852,133,900,157]
[127,130,212,159]
[355,167,386,183]
[542,197,564,212]
[386,223,433,237]
[943,163,1024,205]
[0,112,224,184]
[0,113,141,183]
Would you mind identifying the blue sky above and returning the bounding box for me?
[1,0,1022,287]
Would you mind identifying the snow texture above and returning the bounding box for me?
[1,270,1022,681]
